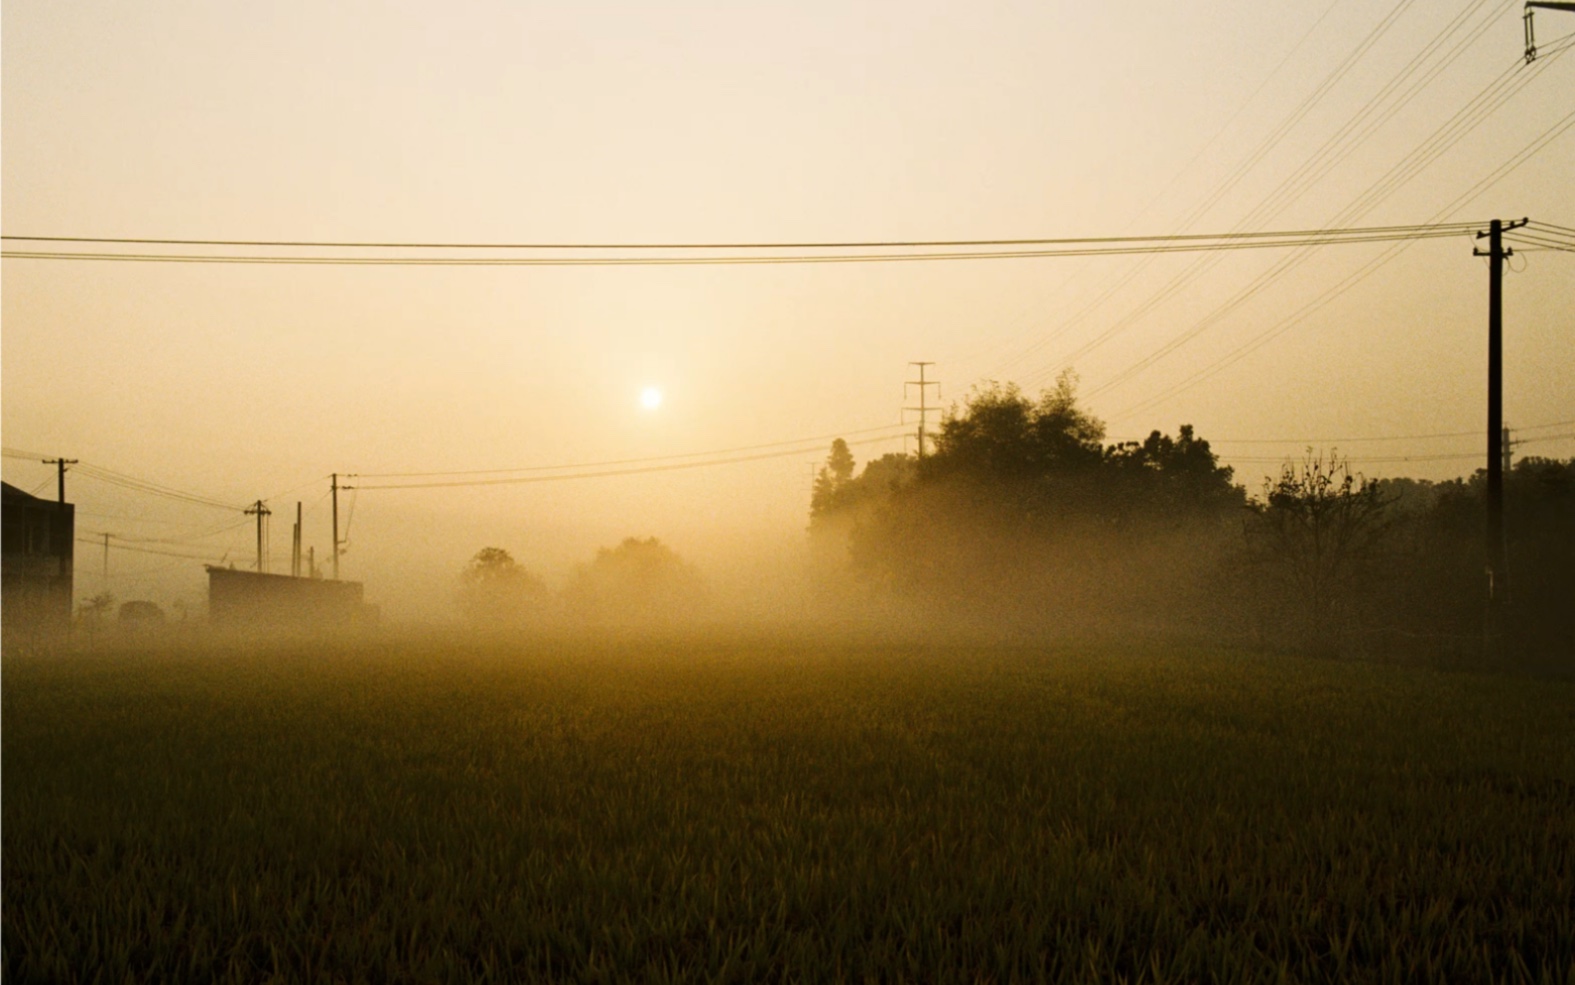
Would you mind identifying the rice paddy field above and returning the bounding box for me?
[4,635,1573,983]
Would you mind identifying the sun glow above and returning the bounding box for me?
[640,387,664,411]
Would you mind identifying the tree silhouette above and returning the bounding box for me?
[811,439,857,517]
[828,372,1243,632]
[457,547,548,624]
[928,372,1104,481]
[1245,452,1395,654]
[562,537,704,623]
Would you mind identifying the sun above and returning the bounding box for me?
[639,386,664,411]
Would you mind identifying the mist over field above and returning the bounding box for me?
[5,0,1575,980]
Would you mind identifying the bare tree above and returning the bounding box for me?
[1245,452,1395,654]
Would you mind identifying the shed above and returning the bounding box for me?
[205,567,375,629]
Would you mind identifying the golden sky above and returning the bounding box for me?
[4,0,1572,618]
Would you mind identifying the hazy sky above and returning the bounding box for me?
[4,0,1572,618]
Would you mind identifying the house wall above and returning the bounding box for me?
[205,567,368,628]
[2,486,74,635]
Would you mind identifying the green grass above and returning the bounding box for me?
[4,637,1573,983]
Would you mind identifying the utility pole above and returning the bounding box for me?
[42,458,78,503]
[904,362,941,461]
[1524,2,1575,61]
[103,532,111,582]
[292,502,303,578]
[245,500,272,574]
[1474,218,1527,640]
[331,473,340,580]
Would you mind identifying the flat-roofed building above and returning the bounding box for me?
[205,566,375,629]
[1,481,75,637]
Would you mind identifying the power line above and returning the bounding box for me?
[73,462,243,511]
[76,535,231,563]
[2,447,245,512]
[980,0,1439,386]
[1114,105,1575,420]
[1079,41,1569,402]
[958,0,1346,385]
[0,446,53,461]
[95,518,253,548]
[0,224,1487,266]
[0,223,1483,251]
[1225,435,1573,465]
[1113,417,1572,446]
[350,423,911,479]
[348,433,908,491]
[1019,19,1570,398]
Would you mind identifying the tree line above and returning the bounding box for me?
[458,537,704,627]
[810,373,1573,663]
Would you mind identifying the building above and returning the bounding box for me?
[1,481,75,636]
[205,566,375,629]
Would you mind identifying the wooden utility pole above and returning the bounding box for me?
[245,500,272,574]
[43,458,78,503]
[292,502,303,577]
[1474,218,1527,638]
[331,473,340,580]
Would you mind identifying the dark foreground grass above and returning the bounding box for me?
[3,637,1573,984]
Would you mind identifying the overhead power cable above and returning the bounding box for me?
[77,535,231,563]
[1114,104,1575,420]
[0,224,1485,266]
[95,517,253,548]
[959,0,1347,383]
[1116,417,1571,446]
[1,449,245,512]
[1019,17,1570,398]
[978,0,1435,385]
[1506,220,1575,251]
[73,462,244,512]
[348,433,907,491]
[0,224,1477,251]
[1,446,54,462]
[350,423,910,479]
[1094,43,1575,412]
[1051,17,1563,398]
[1227,434,1575,466]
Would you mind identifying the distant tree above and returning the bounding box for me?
[831,375,1247,633]
[1103,424,1242,524]
[808,450,918,587]
[562,537,705,622]
[77,591,116,637]
[927,372,1104,482]
[812,450,914,522]
[457,547,549,624]
[811,439,857,517]
[827,438,855,484]
[1244,452,1395,654]
[78,591,115,620]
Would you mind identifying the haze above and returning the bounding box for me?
[3,0,1571,622]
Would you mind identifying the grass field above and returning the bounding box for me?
[4,635,1573,983]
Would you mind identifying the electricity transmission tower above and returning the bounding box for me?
[904,362,941,461]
